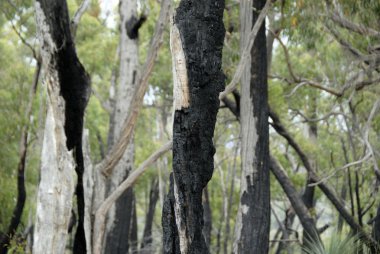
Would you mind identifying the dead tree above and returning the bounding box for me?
[234,0,270,253]
[162,0,225,253]
[33,0,90,253]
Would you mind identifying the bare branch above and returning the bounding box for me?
[219,0,271,100]
[271,35,343,97]
[5,13,39,60]
[363,99,380,180]
[329,10,380,38]
[96,0,171,177]
[71,0,91,39]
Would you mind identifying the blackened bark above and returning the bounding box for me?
[130,196,138,253]
[104,189,134,254]
[140,179,159,253]
[125,15,147,40]
[35,1,90,253]
[235,0,270,253]
[372,206,380,244]
[162,0,225,253]
[162,175,180,254]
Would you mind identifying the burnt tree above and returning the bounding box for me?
[33,0,90,253]
[234,0,270,253]
[162,0,225,253]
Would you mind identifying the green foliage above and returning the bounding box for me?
[303,233,371,254]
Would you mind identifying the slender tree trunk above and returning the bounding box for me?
[33,1,90,253]
[270,156,320,244]
[103,0,143,252]
[269,108,379,251]
[0,59,41,254]
[202,187,212,248]
[234,0,270,253]
[140,179,159,254]
[162,0,225,253]
[130,195,139,253]
[302,95,318,247]
[372,205,380,245]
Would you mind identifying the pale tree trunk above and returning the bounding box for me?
[162,0,225,253]
[103,0,142,253]
[234,0,270,253]
[33,1,90,253]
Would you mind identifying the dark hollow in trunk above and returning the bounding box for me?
[162,0,225,253]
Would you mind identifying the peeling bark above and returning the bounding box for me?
[162,0,225,253]
[33,1,90,253]
[234,0,270,253]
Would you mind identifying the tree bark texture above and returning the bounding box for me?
[162,0,225,253]
[33,1,90,253]
[234,0,270,253]
[103,0,140,253]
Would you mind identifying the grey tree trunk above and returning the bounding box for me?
[103,0,141,253]
[162,0,225,253]
[270,156,320,245]
[33,0,90,253]
[234,0,270,253]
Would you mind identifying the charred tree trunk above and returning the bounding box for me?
[162,0,225,253]
[372,205,380,245]
[234,0,270,253]
[33,0,90,253]
[140,179,159,253]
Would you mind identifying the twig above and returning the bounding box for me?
[71,0,91,39]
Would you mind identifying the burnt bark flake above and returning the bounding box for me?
[163,0,225,253]
[234,0,270,253]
